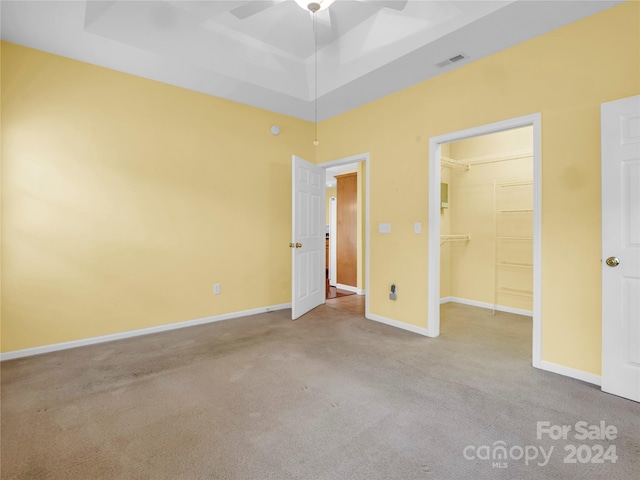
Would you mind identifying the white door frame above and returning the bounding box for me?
[427,114,542,369]
[329,196,337,286]
[318,153,370,318]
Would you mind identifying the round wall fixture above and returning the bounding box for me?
[270,125,280,136]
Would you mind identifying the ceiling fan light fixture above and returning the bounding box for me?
[294,0,336,13]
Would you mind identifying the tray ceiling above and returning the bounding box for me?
[0,0,623,121]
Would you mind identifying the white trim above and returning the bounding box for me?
[428,137,442,338]
[428,113,542,371]
[531,117,542,369]
[336,283,365,295]
[367,313,430,337]
[329,196,337,286]
[537,361,602,386]
[440,296,452,304]
[442,296,532,317]
[318,153,370,319]
[0,303,292,361]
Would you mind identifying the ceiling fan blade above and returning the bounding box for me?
[326,1,379,37]
[314,8,335,44]
[229,1,283,20]
[328,8,339,38]
[355,0,409,12]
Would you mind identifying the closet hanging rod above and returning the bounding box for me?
[467,156,533,166]
[496,180,534,187]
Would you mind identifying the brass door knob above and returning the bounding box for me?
[295,243,303,248]
[605,256,620,267]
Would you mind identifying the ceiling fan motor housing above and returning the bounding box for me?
[307,2,321,13]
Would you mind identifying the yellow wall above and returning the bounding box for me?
[1,42,314,352]
[316,1,640,375]
[447,127,533,311]
[2,3,639,377]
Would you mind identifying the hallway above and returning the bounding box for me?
[325,292,365,316]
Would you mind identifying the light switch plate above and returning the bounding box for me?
[379,223,391,234]
[414,222,422,234]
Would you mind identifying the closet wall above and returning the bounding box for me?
[441,127,533,312]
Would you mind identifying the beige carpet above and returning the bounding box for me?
[1,302,639,479]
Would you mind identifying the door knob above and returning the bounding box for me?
[289,243,294,248]
[295,243,303,248]
[605,256,620,267]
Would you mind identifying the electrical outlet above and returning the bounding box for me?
[389,283,397,301]
[213,284,221,295]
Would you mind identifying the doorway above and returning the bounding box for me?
[319,153,370,318]
[325,162,361,297]
[427,114,542,369]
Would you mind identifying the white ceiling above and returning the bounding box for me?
[0,0,623,121]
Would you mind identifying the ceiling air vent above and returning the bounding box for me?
[436,53,468,68]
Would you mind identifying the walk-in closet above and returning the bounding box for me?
[440,127,534,317]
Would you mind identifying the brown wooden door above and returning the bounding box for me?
[336,172,357,287]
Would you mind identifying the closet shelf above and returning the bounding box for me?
[441,156,470,171]
[440,235,471,245]
[493,177,534,313]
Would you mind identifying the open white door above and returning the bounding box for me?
[601,95,640,402]
[292,155,325,320]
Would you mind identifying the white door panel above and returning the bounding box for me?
[601,95,640,402]
[292,156,325,319]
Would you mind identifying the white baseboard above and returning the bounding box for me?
[336,283,366,295]
[367,313,432,337]
[442,296,532,317]
[0,303,292,362]
[537,360,602,386]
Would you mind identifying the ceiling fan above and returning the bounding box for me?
[230,0,409,25]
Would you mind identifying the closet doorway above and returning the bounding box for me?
[427,115,542,368]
